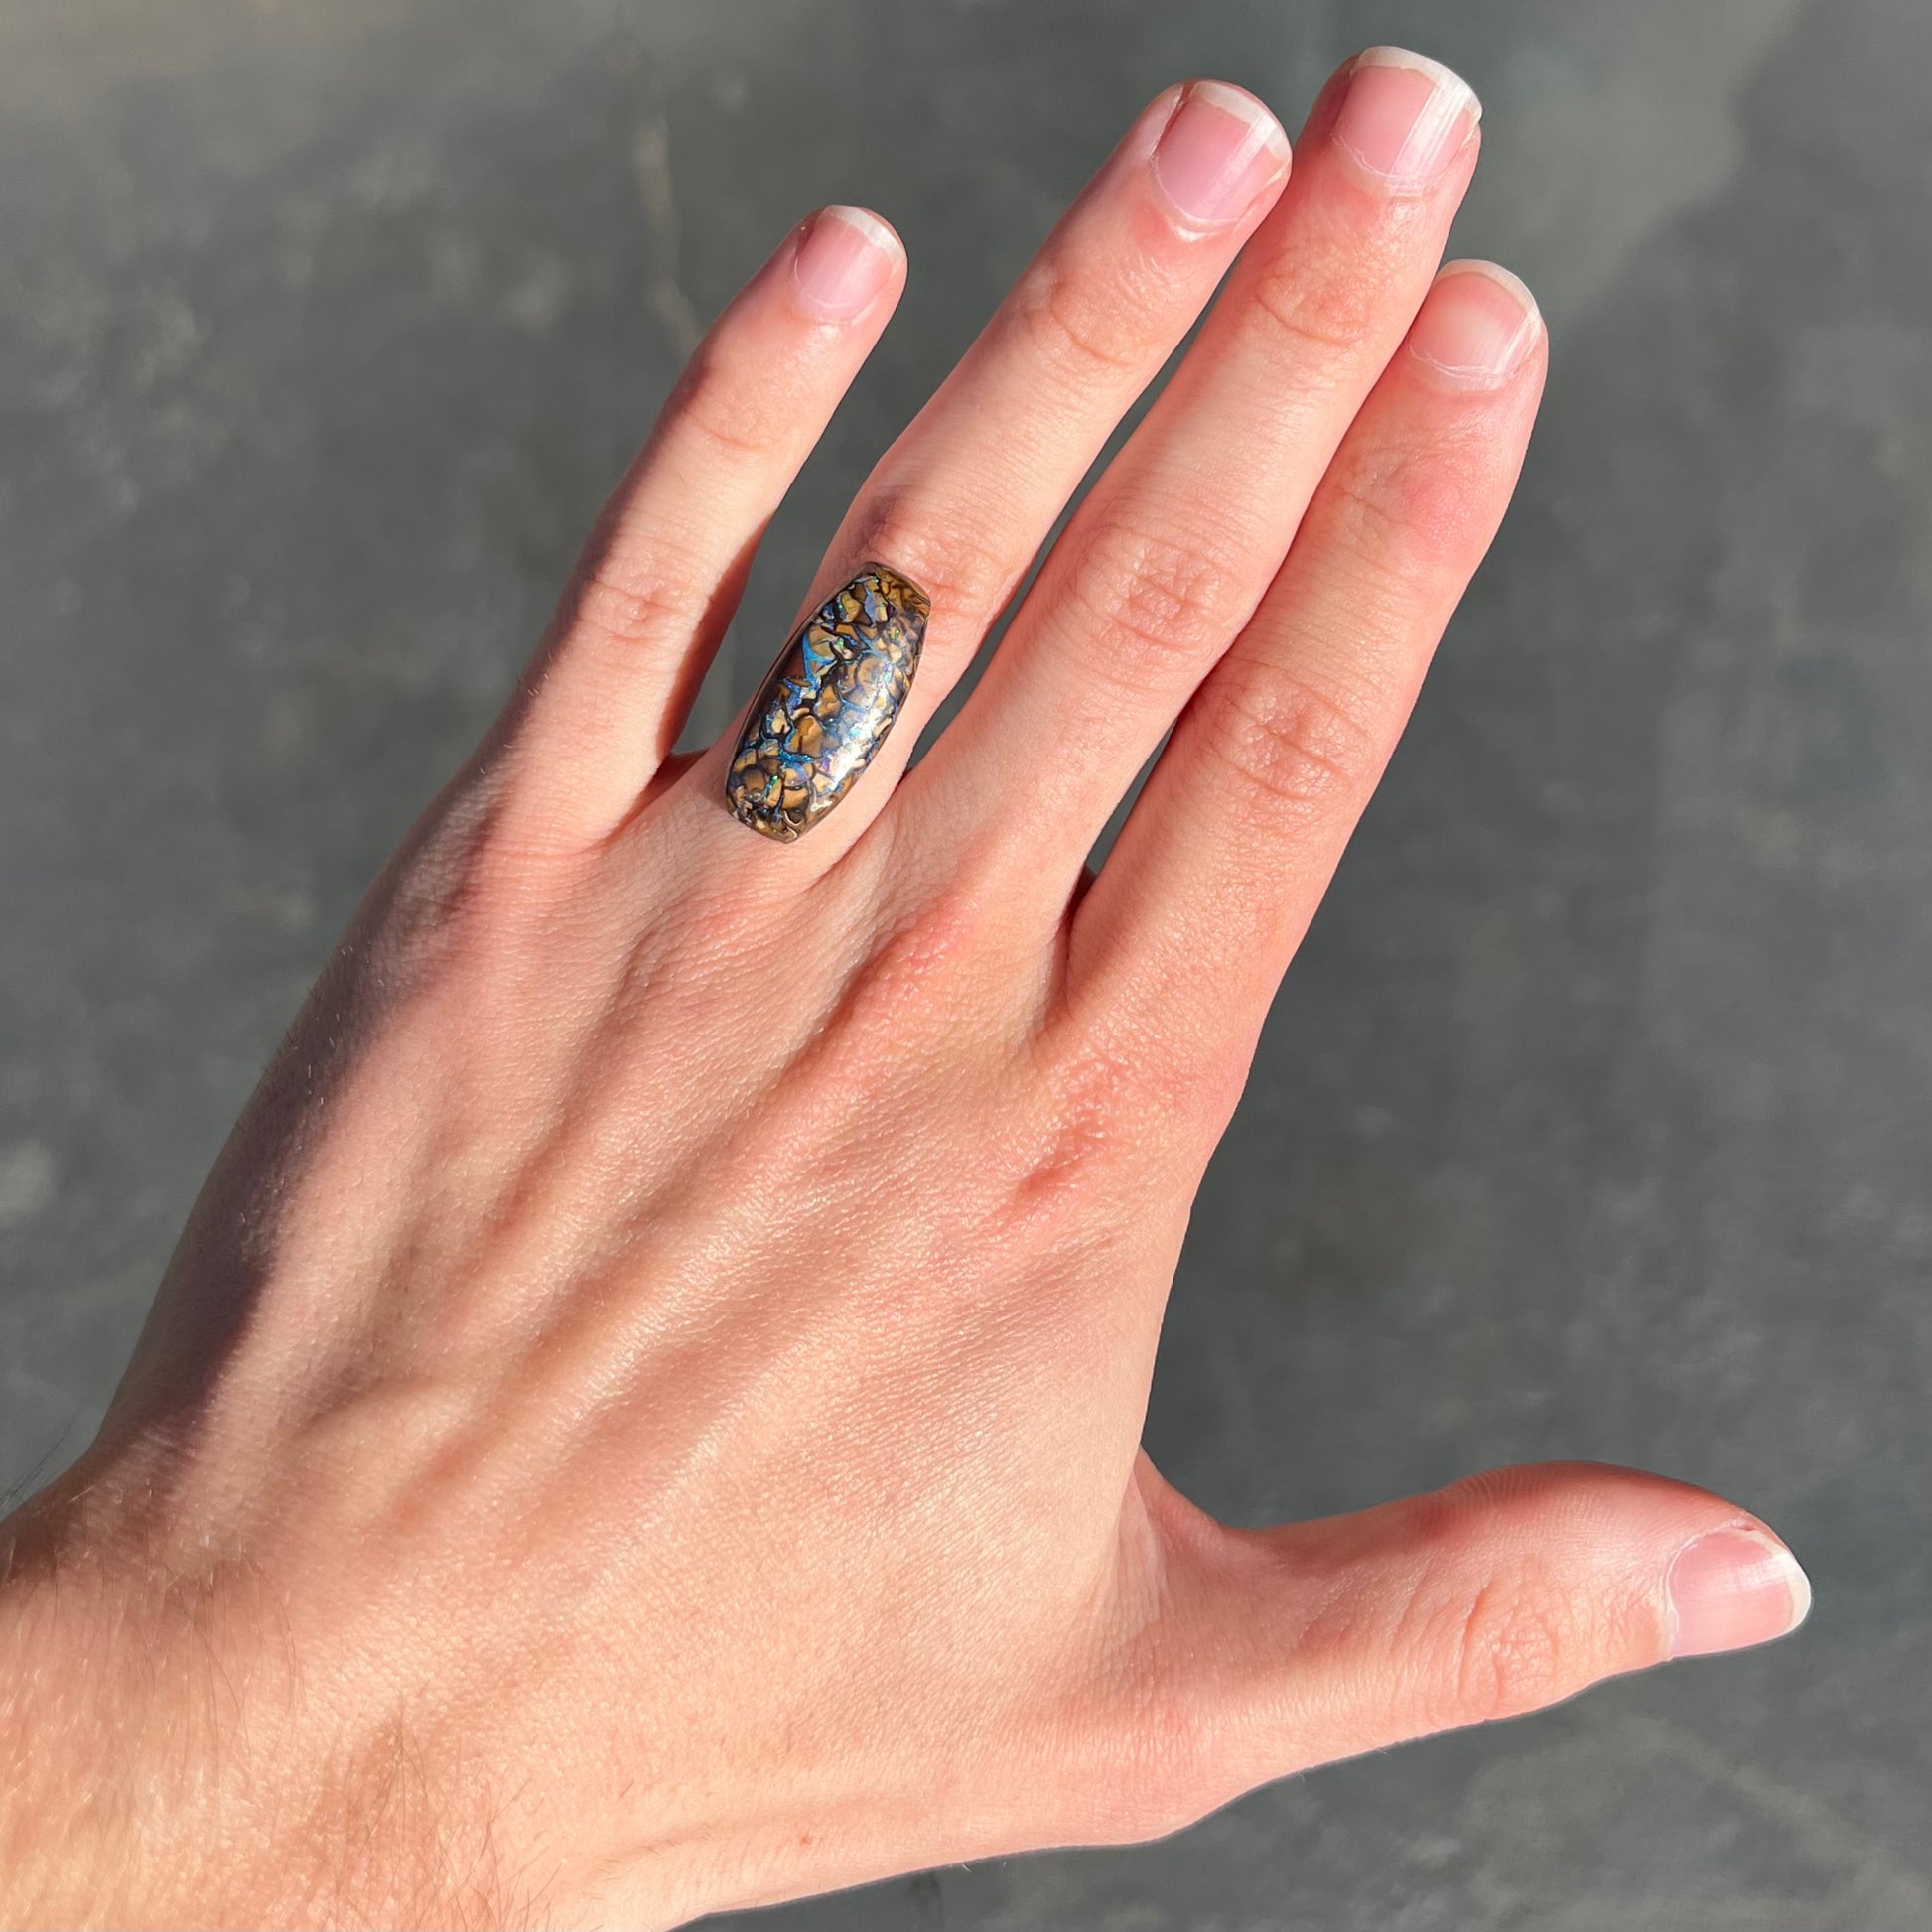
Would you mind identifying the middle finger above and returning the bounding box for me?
[898,49,1482,892]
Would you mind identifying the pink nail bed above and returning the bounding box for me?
[1332,47,1480,189]
[791,206,899,321]
[1151,81,1290,228]
[1410,260,1543,385]
[1666,1526,1812,1659]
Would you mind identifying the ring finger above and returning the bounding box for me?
[649,79,1292,869]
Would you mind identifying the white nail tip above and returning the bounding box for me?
[1437,258,1544,329]
[819,206,901,257]
[1779,1548,1815,1632]
[1184,79,1292,159]
[1413,259,1545,383]
[1353,45,1483,123]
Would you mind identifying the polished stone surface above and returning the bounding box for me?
[2,2,1926,1925]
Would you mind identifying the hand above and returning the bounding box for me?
[0,50,1806,1930]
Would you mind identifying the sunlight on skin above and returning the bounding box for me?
[0,51,1804,1932]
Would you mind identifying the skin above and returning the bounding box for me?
[0,57,1804,1930]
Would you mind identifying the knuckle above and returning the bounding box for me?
[1018,1009,1206,1201]
[1242,250,1385,373]
[1009,1044,1131,1221]
[805,881,996,1092]
[1194,654,1385,824]
[564,555,710,656]
[1443,1566,1583,1725]
[850,491,1017,627]
[1323,456,1419,563]
[1015,261,1152,383]
[1323,435,1488,573]
[665,345,789,463]
[988,1025,1189,1247]
[1062,512,1246,690]
[867,881,991,1014]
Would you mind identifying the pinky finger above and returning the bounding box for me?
[502,206,906,849]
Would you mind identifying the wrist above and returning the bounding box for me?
[0,1465,612,1931]
[0,1485,149,1928]
[0,1466,290,1929]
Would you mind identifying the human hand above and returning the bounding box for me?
[0,50,1807,1929]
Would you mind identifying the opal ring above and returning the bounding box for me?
[724,563,932,842]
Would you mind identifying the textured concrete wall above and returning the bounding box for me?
[2,2,1926,1925]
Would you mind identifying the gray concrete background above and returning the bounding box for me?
[2,1,1927,1926]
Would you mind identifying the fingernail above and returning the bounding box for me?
[1151,80,1290,228]
[1666,1526,1812,1659]
[791,206,900,321]
[1410,260,1543,387]
[1332,47,1480,190]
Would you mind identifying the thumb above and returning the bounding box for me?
[1128,1460,1809,1826]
